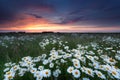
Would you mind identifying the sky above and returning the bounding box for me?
[0,0,120,32]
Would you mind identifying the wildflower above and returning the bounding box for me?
[41,54,47,59]
[72,59,81,68]
[43,59,49,65]
[50,55,58,60]
[72,69,80,78]
[104,57,117,65]
[104,64,111,72]
[92,62,99,69]
[94,70,106,79]
[86,69,94,77]
[36,75,43,80]
[49,63,54,68]
[98,65,105,71]
[18,68,28,76]
[12,65,20,71]
[50,50,58,56]
[4,71,15,80]
[82,77,90,80]
[43,69,51,77]
[4,68,9,72]
[74,53,81,59]
[56,69,61,74]
[22,56,32,62]
[115,54,120,60]
[61,59,67,63]
[94,56,99,60]
[111,70,120,79]
[85,55,94,62]
[65,53,72,58]
[79,56,86,63]
[82,67,94,77]
[87,51,95,55]
[33,57,40,62]
[53,71,59,77]
[38,66,44,71]
[72,59,79,63]
[73,62,81,69]
[64,46,69,50]
[30,68,37,73]
[34,71,43,80]
[100,55,108,59]
[67,66,74,73]
[5,62,12,67]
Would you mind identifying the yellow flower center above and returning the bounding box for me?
[114,66,118,69]
[75,71,78,75]
[75,63,78,66]
[98,73,102,77]
[14,66,17,69]
[32,70,35,72]
[8,76,13,79]
[28,62,31,65]
[112,71,117,75]
[6,71,11,75]
[70,69,73,72]
[106,67,109,70]
[109,58,114,62]
[93,64,96,67]
[100,65,103,68]
[87,70,91,74]
[46,71,48,75]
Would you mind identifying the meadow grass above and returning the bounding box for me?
[0,33,120,80]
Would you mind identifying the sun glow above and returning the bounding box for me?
[0,20,120,32]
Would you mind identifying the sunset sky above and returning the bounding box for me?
[0,0,120,32]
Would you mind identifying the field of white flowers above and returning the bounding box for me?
[0,33,120,80]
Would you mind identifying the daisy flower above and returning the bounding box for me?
[94,70,106,79]
[73,62,81,69]
[111,70,120,79]
[43,69,51,78]
[72,69,80,78]
[36,76,43,80]
[38,66,44,71]
[49,63,54,68]
[67,66,74,73]
[30,68,37,74]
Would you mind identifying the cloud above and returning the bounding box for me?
[54,16,86,25]
[53,0,120,27]
[0,13,50,29]
[28,14,43,19]
[0,0,55,26]
[0,0,120,32]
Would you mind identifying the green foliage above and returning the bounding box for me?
[0,33,120,80]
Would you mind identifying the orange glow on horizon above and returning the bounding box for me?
[1,24,120,32]
[0,14,120,32]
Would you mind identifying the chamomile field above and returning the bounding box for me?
[0,33,120,80]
